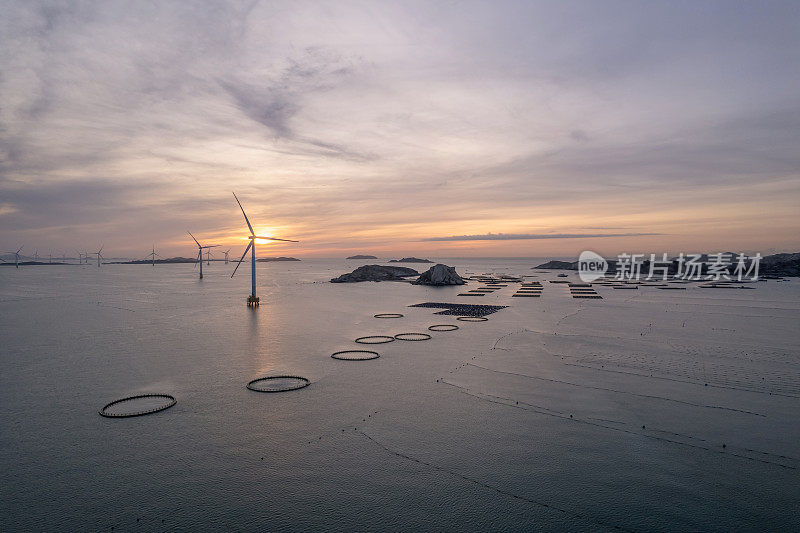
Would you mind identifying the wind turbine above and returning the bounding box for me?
[188,232,219,279]
[145,244,161,266]
[90,246,104,267]
[33,249,39,262]
[223,249,231,264]
[231,192,298,306]
[6,246,23,268]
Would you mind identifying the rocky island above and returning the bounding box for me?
[256,257,301,262]
[389,257,433,263]
[346,255,378,259]
[412,264,465,285]
[330,264,419,283]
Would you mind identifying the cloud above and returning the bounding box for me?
[422,233,664,242]
[0,1,798,255]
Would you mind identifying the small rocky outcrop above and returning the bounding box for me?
[534,260,577,270]
[412,264,465,286]
[389,257,433,263]
[330,264,419,283]
[257,257,300,262]
[346,255,378,259]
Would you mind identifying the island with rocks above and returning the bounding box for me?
[256,257,301,262]
[346,254,378,259]
[330,264,419,283]
[412,264,465,285]
[389,257,433,263]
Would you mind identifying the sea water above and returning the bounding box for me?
[1,259,798,531]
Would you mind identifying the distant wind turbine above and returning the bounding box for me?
[145,244,161,266]
[90,246,104,267]
[223,249,231,264]
[33,249,39,262]
[5,246,23,268]
[188,232,219,279]
[231,192,298,306]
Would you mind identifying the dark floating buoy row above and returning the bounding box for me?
[102,302,492,415]
[247,376,310,393]
[428,324,459,332]
[99,394,177,418]
[394,332,432,341]
[331,350,380,361]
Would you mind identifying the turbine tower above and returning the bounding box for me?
[188,232,219,279]
[231,192,298,306]
[223,249,231,264]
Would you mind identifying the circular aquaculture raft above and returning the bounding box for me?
[394,332,432,341]
[99,394,176,418]
[428,324,459,332]
[355,335,395,344]
[331,350,380,361]
[457,316,488,322]
[374,313,404,319]
[247,376,310,393]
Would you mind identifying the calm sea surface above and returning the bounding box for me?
[1,259,798,531]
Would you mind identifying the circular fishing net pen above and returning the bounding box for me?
[394,332,432,341]
[374,313,404,319]
[355,335,396,344]
[457,316,488,322]
[331,350,380,361]
[428,324,459,332]
[99,394,176,418]
[247,376,310,393]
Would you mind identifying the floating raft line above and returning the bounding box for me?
[247,375,310,393]
[331,350,380,361]
[355,335,396,344]
[99,393,176,418]
[394,332,432,341]
[458,293,485,296]
[374,313,404,318]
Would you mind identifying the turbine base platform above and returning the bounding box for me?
[247,295,260,307]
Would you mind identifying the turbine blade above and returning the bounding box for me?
[188,231,201,247]
[231,241,252,278]
[232,192,255,236]
[254,236,299,243]
[17,246,23,253]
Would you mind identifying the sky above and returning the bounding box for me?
[1,0,799,259]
